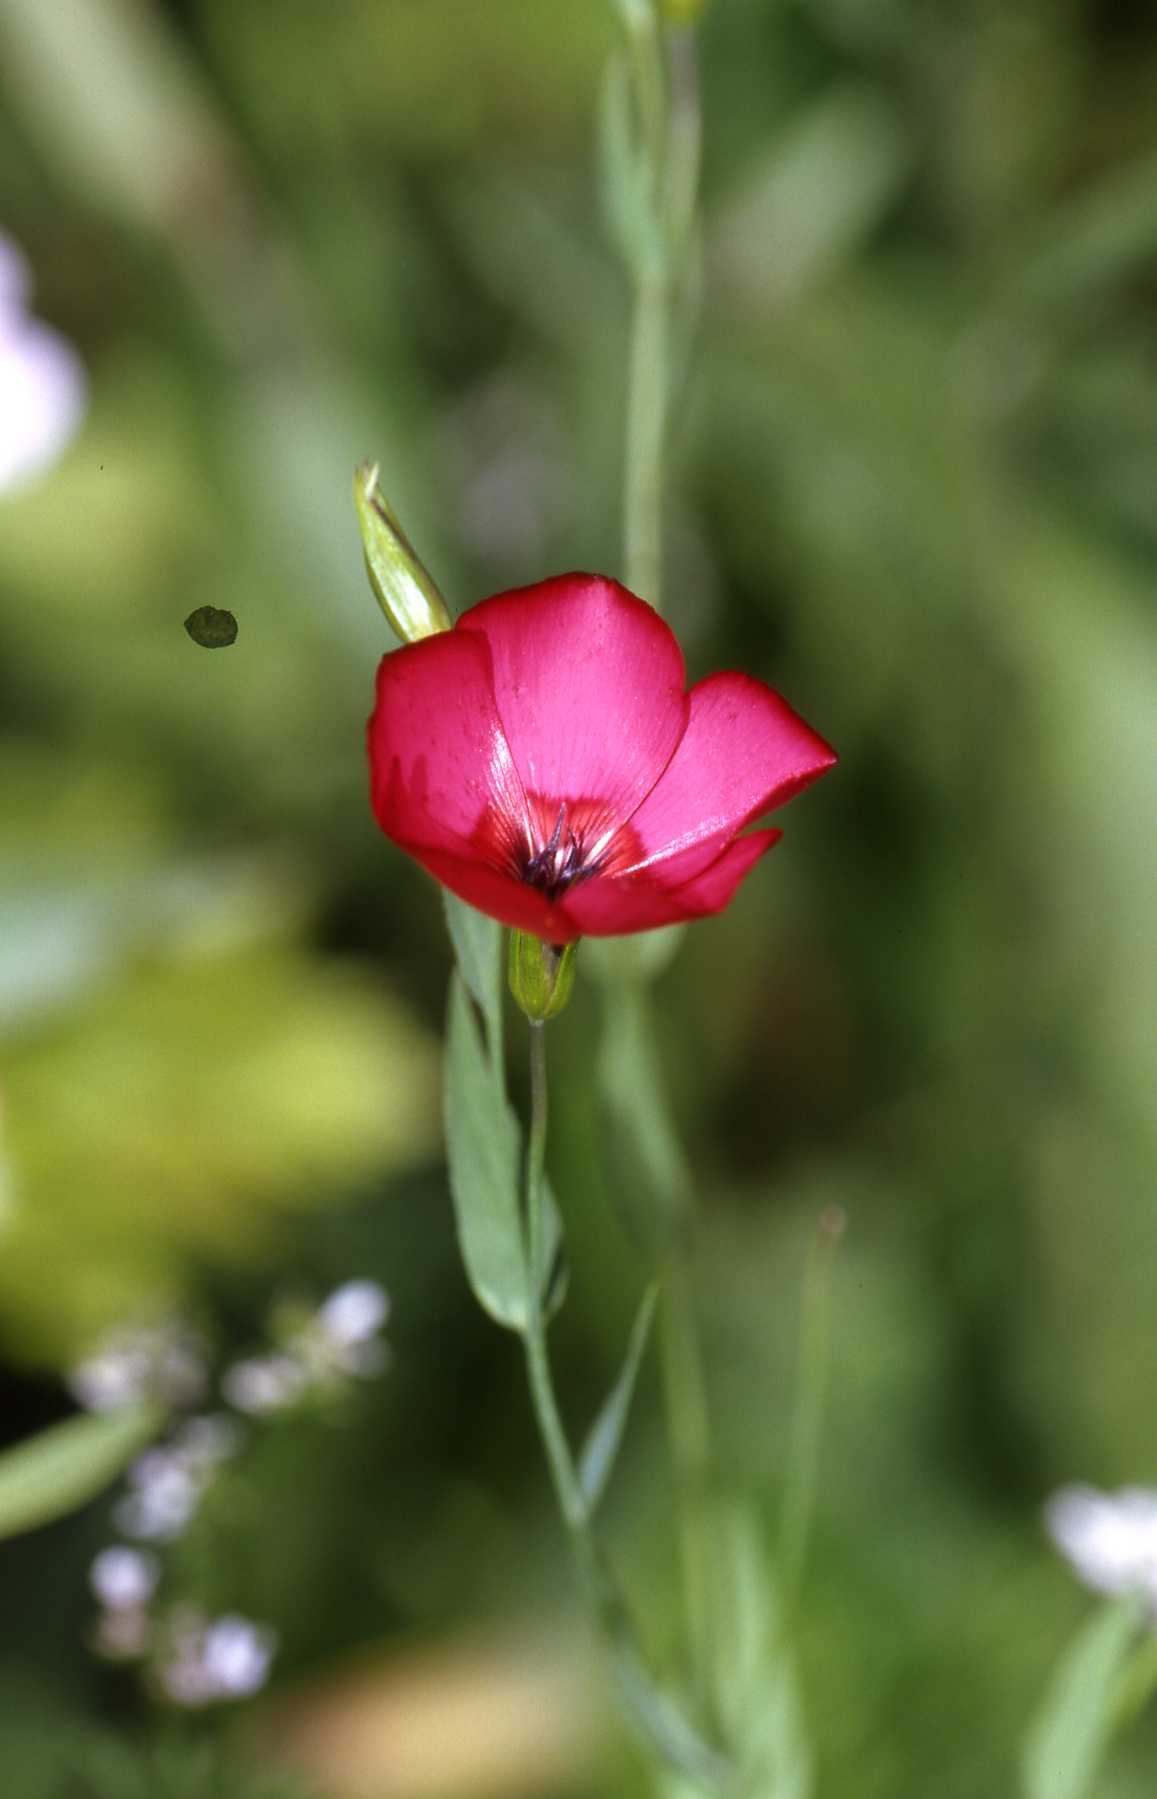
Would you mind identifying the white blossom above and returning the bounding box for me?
[316,1278,389,1348]
[221,1279,391,1413]
[159,1609,277,1707]
[0,230,85,493]
[90,1546,160,1612]
[222,1352,308,1416]
[69,1320,207,1414]
[1045,1483,1157,1611]
[115,1413,239,1541]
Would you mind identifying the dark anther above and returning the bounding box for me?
[521,803,604,900]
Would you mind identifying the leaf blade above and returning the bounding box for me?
[579,1284,658,1510]
[1022,1595,1142,1799]
[444,972,528,1331]
[443,893,503,1055]
[0,1403,160,1540]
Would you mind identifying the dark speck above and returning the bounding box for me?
[185,606,238,648]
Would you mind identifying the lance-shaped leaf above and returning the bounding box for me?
[579,1284,658,1511]
[443,902,567,1327]
[0,1402,160,1540]
[443,892,504,1055]
[711,1500,812,1798]
[445,972,527,1331]
[1022,1594,1143,1799]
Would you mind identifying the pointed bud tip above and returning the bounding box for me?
[352,459,452,643]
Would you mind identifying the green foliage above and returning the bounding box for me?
[445,969,530,1331]
[1022,1599,1144,1799]
[579,1284,657,1513]
[710,1502,811,1799]
[0,1404,159,1540]
[77,1733,316,1799]
[1,942,438,1362]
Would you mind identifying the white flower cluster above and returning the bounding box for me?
[222,1278,389,1416]
[76,1279,390,1707]
[0,229,85,493]
[89,1547,276,1705]
[157,1609,278,1708]
[1046,1484,1157,1613]
[115,1414,240,1542]
[68,1319,208,1415]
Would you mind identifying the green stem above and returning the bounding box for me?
[615,4,717,1741]
[520,1022,732,1791]
[625,265,669,603]
[522,1022,585,1531]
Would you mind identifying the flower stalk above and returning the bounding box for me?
[519,1019,732,1790]
[605,0,728,1750]
[611,7,701,605]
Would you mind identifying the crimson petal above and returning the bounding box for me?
[368,630,530,861]
[562,828,783,937]
[617,670,836,878]
[457,574,689,842]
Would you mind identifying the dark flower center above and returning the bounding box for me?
[519,802,606,900]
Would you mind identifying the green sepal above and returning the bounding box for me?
[353,460,452,643]
[508,931,578,1023]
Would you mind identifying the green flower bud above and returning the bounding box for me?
[353,461,452,643]
[508,932,578,1024]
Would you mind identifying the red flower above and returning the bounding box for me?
[368,574,836,942]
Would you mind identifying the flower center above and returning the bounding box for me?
[519,802,607,901]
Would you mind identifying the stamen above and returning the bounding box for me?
[519,800,606,900]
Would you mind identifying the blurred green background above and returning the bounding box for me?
[1,0,1155,1794]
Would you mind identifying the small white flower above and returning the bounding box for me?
[115,1451,199,1541]
[114,1413,239,1541]
[222,1352,308,1415]
[0,230,85,494]
[316,1278,389,1348]
[90,1546,160,1612]
[200,1614,277,1697]
[68,1320,207,1414]
[159,1608,277,1707]
[1045,1483,1157,1611]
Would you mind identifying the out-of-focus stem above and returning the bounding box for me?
[625,267,669,604]
[778,1205,847,1607]
[659,1252,716,1716]
[616,5,717,1730]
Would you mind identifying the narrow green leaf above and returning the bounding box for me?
[443,893,504,1054]
[0,1403,159,1540]
[1022,1595,1142,1799]
[612,1640,733,1791]
[444,972,527,1331]
[711,1500,813,1798]
[579,1285,658,1510]
[1112,1628,1157,1733]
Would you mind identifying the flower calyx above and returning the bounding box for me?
[508,931,578,1024]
